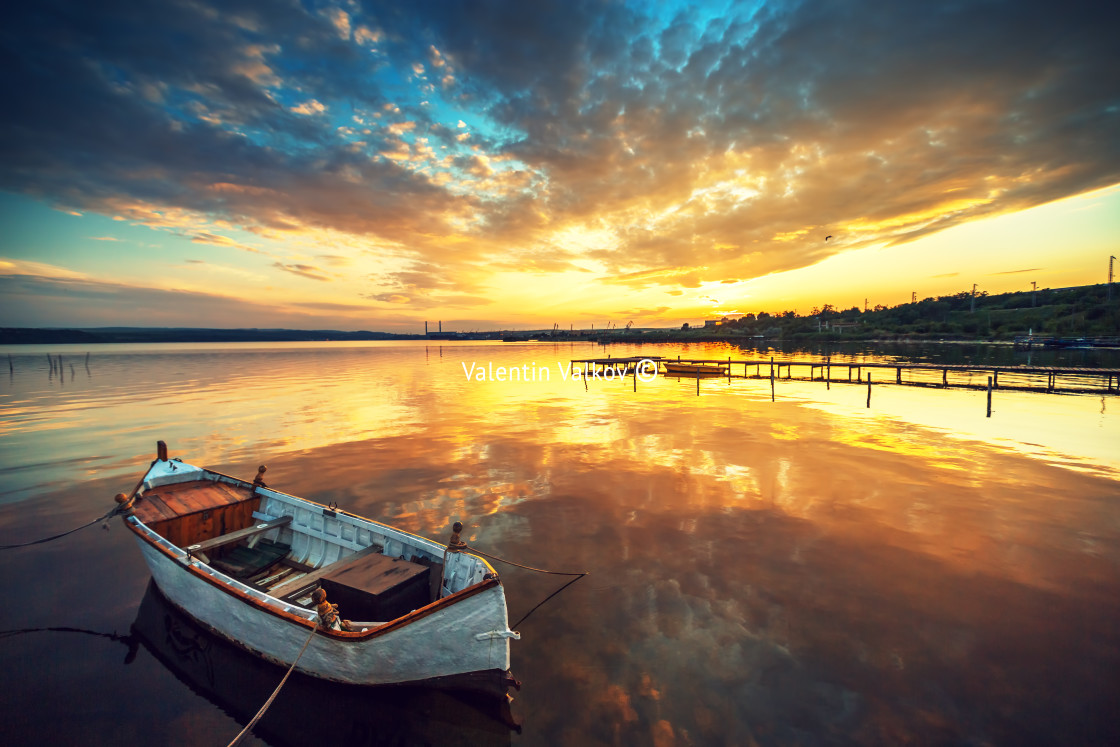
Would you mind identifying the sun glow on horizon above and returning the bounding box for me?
[1,1,1116,331]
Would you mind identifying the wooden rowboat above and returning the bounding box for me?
[663,362,729,376]
[118,442,519,696]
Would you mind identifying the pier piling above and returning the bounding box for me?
[867,374,872,408]
[987,376,993,417]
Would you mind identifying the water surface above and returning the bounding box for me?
[1,341,1118,745]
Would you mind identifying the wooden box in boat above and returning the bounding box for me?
[120,446,519,695]
[318,550,432,622]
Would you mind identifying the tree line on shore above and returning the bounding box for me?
[666,283,1120,341]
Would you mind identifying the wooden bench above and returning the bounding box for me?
[269,543,383,601]
[184,516,292,564]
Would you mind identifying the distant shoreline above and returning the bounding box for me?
[6,327,1108,348]
[0,328,426,345]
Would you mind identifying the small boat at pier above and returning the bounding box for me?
[117,442,519,696]
[663,362,729,376]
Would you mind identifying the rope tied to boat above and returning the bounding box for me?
[0,493,136,551]
[311,588,352,632]
[226,622,318,747]
[459,543,589,629]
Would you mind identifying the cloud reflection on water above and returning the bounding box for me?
[1,341,1118,743]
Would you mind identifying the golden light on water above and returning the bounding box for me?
[2,340,1119,743]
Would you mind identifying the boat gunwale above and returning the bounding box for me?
[130,461,498,576]
[125,465,503,643]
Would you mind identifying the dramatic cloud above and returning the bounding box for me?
[0,273,328,328]
[0,270,444,330]
[992,268,1044,275]
[272,262,332,282]
[1,0,1117,321]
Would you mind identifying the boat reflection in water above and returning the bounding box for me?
[129,581,519,746]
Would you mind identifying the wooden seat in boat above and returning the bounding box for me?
[268,546,431,621]
[269,543,383,602]
[184,515,292,555]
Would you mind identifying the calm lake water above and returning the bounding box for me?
[1,340,1118,745]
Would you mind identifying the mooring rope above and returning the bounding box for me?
[0,503,127,550]
[226,622,319,747]
[461,544,588,628]
[0,625,132,643]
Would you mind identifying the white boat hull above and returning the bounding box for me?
[132,525,514,688]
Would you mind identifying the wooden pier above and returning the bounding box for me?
[570,355,1120,395]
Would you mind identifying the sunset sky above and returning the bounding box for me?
[1,0,1118,332]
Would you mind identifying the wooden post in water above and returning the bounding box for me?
[942,368,948,387]
[826,357,830,390]
[696,374,700,396]
[987,376,993,417]
[993,369,999,389]
[770,363,775,402]
[769,356,774,379]
[866,373,872,408]
[896,367,901,384]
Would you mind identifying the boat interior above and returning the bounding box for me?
[131,468,491,624]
